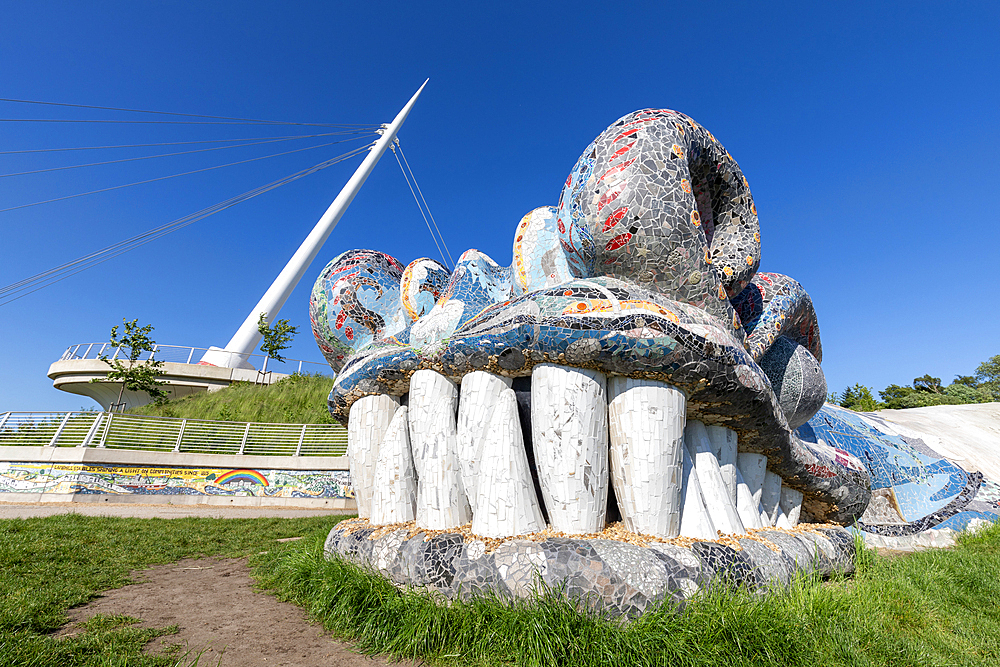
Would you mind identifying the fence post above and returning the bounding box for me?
[295,424,307,456]
[80,413,104,448]
[97,413,114,448]
[174,419,187,452]
[238,422,251,455]
[48,412,74,447]
[186,347,195,364]
[0,412,10,432]
[83,343,94,359]
[297,360,303,373]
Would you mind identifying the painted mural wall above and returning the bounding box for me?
[0,461,352,499]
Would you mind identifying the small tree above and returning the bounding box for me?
[953,375,979,387]
[839,384,882,412]
[92,318,166,411]
[976,354,1000,397]
[880,383,917,409]
[257,313,299,381]
[912,374,943,394]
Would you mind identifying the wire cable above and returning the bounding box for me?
[0,131,374,179]
[0,143,374,306]
[0,117,371,126]
[0,131,369,155]
[0,138,369,213]
[391,144,450,269]
[396,141,454,268]
[0,96,378,127]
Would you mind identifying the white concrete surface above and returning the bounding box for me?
[0,446,348,471]
[866,403,1000,482]
[0,495,353,514]
[47,359,292,411]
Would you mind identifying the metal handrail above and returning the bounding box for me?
[0,411,347,457]
[58,343,330,375]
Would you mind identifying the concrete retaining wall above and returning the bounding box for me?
[0,446,356,510]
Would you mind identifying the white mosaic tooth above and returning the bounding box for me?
[737,452,770,527]
[733,466,764,529]
[347,394,400,519]
[530,363,609,534]
[408,369,472,530]
[775,506,793,530]
[761,470,784,527]
[472,387,545,538]
[780,487,804,527]
[705,424,739,505]
[607,377,685,539]
[684,421,745,535]
[457,371,513,514]
[737,452,767,506]
[370,405,417,524]
[679,436,718,540]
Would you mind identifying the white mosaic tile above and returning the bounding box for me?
[472,387,546,538]
[347,394,400,519]
[530,364,609,534]
[685,420,745,535]
[408,369,472,529]
[370,406,418,524]
[457,371,513,514]
[608,377,685,538]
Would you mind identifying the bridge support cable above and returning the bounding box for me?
[0,142,375,307]
[0,131,374,180]
[396,140,454,270]
[391,143,451,270]
[0,96,378,128]
[0,132,367,156]
[0,135,375,214]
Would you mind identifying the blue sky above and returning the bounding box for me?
[1,2,998,411]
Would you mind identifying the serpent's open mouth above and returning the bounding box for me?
[311,109,871,539]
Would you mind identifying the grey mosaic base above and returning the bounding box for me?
[324,524,857,617]
[860,518,992,552]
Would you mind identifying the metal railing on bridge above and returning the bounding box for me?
[58,343,331,376]
[0,411,347,457]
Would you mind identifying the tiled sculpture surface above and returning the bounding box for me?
[311,108,996,614]
[325,521,857,618]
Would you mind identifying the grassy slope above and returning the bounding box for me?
[0,514,341,667]
[255,522,1000,667]
[129,373,337,424]
[3,514,999,666]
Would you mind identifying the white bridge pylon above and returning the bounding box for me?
[200,80,429,369]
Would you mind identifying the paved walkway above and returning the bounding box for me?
[0,501,354,520]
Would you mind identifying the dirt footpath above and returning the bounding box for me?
[57,557,416,667]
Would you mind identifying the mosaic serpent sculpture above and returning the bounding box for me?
[310,108,872,537]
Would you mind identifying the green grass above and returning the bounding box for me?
[0,513,341,667]
[128,372,337,424]
[254,522,1000,667]
[5,514,999,666]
